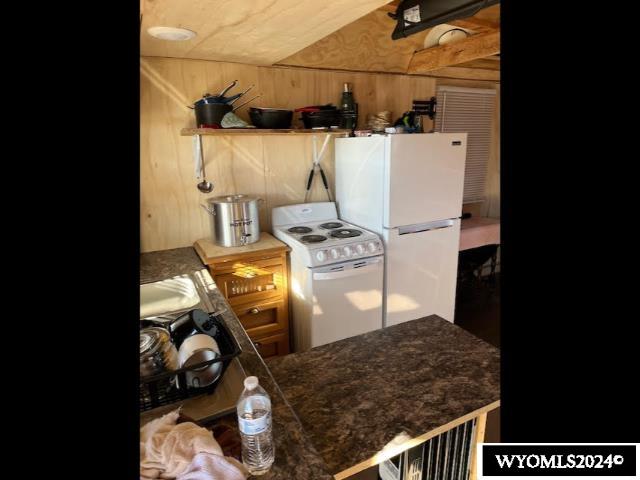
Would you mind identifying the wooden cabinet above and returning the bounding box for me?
[194,233,290,359]
[252,332,290,359]
[214,260,284,307]
[235,299,288,338]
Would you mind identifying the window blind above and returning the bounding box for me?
[435,86,496,204]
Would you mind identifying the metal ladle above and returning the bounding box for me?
[196,134,214,193]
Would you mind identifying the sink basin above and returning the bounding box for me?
[140,275,201,319]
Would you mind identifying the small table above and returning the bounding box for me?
[459,217,500,251]
[459,217,501,280]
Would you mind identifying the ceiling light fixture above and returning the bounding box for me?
[147,26,197,41]
[423,24,473,49]
[438,28,469,45]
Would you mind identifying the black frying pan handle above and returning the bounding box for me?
[306,169,315,191]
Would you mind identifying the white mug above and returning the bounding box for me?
[178,334,222,388]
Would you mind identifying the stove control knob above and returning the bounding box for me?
[356,244,365,255]
[343,246,352,257]
[330,248,340,260]
[316,250,327,262]
[367,242,378,253]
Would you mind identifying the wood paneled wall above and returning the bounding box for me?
[140,56,499,252]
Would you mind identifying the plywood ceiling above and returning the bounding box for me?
[279,3,500,80]
[278,9,430,74]
[140,0,500,81]
[140,0,391,65]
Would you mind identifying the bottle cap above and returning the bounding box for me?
[343,82,351,93]
[244,376,259,390]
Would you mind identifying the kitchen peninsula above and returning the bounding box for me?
[140,248,500,479]
[268,316,500,478]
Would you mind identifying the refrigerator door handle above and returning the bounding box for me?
[398,219,456,235]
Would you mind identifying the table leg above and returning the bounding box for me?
[490,250,498,277]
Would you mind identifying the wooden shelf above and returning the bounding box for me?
[181,128,351,136]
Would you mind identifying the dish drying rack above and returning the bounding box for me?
[139,313,242,412]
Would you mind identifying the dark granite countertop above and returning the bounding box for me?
[140,247,206,284]
[267,316,500,477]
[140,248,332,479]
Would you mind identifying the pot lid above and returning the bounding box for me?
[206,194,260,204]
[140,327,170,357]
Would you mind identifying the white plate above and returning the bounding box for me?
[140,276,200,319]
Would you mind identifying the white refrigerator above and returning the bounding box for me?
[335,133,467,326]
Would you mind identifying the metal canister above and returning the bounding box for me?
[201,194,261,247]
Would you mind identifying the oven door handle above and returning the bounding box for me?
[312,260,382,280]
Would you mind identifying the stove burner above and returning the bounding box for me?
[301,235,327,244]
[319,222,343,230]
[288,226,313,234]
[330,228,363,239]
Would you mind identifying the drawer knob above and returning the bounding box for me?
[253,341,262,347]
[249,308,260,315]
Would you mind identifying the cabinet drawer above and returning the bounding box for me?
[252,332,290,359]
[210,256,284,273]
[214,263,284,306]
[234,299,288,339]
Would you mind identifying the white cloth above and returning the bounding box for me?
[140,409,248,480]
[178,452,247,480]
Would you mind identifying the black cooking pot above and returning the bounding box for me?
[192,94,232,127]
[249,108,293,129]
[301,110,341,129]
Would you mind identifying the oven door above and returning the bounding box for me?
[308,256,384,348]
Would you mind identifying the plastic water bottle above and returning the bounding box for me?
[237,376,274,475]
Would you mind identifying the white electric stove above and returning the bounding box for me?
[272,202,384,351]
